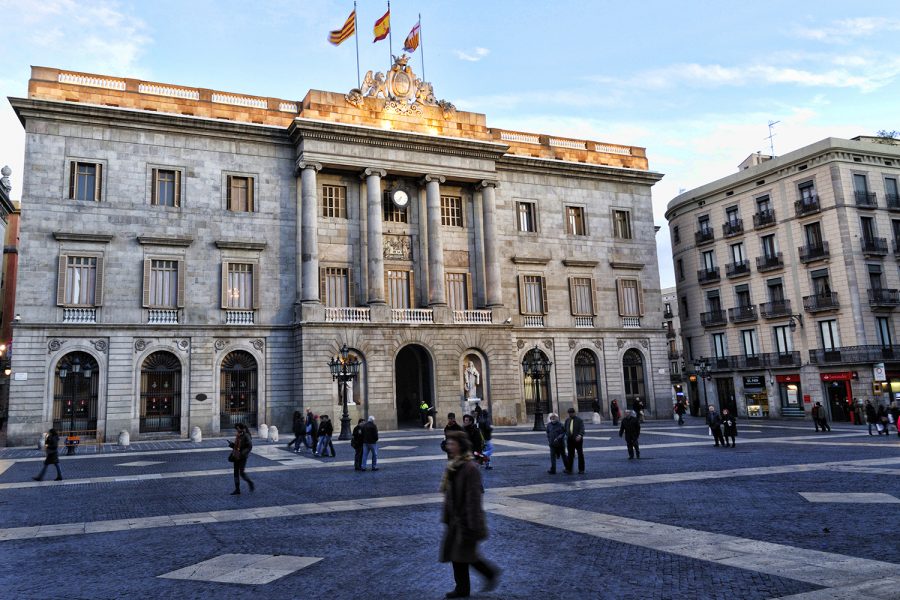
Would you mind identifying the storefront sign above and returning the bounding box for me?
[803,395,812,404]
[743,376,764,387]
[820,372,853,382]
[873,363,886,382]
[873,382,883,394]
[776,374,800,383]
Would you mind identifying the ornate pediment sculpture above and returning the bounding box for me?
[345,54,456,119]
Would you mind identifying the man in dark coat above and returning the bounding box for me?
[362,416,379,471]
[288,410,304,453]
[545,413,567,474]
[563,407,585,474]
[462,414,484,455]
[439,430,500,598]
[633,397,645,423]
[674,400,686,425]
[227,423,254,495]
[618,410,641,459]
[33,428,63,481]
[721,408,737,447]
[706,405,726,447]
[865,400,878,435]
[815,402,831,432]
[610,398,621,426]
[351,418,365,471]
[444,412,463,434]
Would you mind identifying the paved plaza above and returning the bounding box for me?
[1,419,899,599]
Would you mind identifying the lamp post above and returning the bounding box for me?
[693,356,711,415]
[522,345,552,432]
[328,344,360,441]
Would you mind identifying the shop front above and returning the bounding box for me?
[776,374,804,418]
[820,371,856,422]
[743,375,769,418]
[885,370,900,405]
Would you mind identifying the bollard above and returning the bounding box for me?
[117,430,130,447]
[258,423,269,440]
[592,412,602,425]
[190,426,202,443]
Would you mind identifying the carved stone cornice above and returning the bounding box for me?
[53,232,113,243]
[498,154,665,185]
[511,256,551,265]
[562,259,598,268]
[137,235,194,247]
[361,167,387,179]
[422,174,446,185]
[215,240,267,251]
[609,261,645,270]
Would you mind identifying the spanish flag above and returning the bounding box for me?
[329,9,356,46]
[373,9,390,43]
[402,20,420,53]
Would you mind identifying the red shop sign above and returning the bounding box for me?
[820,371,854,381]
[776,374,801,383]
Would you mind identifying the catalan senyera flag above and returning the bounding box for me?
[402,20,420,53]
[373,9,390,43]
[328,9,356,46]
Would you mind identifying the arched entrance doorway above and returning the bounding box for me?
[53,351,99,431]
[395,345,433,427]
[140,351,182,433]
[575,349,601,413]
[524,348,552,416]
[623,349,646,411]
[220,350,258,429]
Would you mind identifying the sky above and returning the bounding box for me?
[1,0,899,287]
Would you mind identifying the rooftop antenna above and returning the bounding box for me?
[766,120,780,157]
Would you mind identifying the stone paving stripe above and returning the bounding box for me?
[115,460,166,467]
[771,577,900,600]
[798,492,900,504]
[158,553,322,584]
[378,445,418,450]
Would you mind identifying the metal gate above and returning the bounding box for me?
[220,350,258,429]
[140,351,181,433]
[53,352,99,431]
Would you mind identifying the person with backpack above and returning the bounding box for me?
[545,413,568,474]
[351,418,365,471]
[227,423,254,495]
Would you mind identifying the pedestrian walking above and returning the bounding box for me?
[288,410,304,452]
[865,400,878,435]
[877,404,889,436]
[563,407,585,474]
[707,405,726,447]
[674,400,686,426]
[362,416,379,471]
[351,418,365,471]
[462,414,484,457]
[304,408,315,451]
[721,408,737,447]
[315,415,334,457]
[476,409,494,470]
[618,410,641,459]
[890,402,900,438]
[815,402,831,432]
[439,430,500,598]
[545,413,567,474]
[444,413,463,434]
[227,423,255,495]
[610,398,621,427]
[310,414,320,452]
[33,428,63,481]
[421,401,435,430]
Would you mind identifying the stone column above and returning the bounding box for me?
[424,175,447,306]
[479,180,503,307]
[299,162,322,304]
[364,168,387,304]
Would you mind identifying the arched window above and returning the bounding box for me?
[523,348,552,415]
[220,350,258,428]
[575,350,601,413]
[140,351,181,433]
[53,352,99,432]
[623,349,646,411]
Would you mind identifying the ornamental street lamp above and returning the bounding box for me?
[522,345,552,432]
[787,314,804,332]
[328,344,360,441]
[693,356,711,416]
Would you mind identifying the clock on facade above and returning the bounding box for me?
[392,189,409,208]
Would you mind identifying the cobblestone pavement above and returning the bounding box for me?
[1,417,898,599]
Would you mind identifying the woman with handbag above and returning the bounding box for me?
[33,428,63,481]
[227,423,255,495]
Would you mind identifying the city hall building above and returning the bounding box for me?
[5,64,668,444]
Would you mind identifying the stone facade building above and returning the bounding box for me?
[5,64,667,444]
[661,285,686,404]
[666,136,900,421]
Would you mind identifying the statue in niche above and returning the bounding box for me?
[464,360,481,400]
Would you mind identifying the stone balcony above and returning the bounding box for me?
[753,210,776,229]
[759,299,792,319]
[854,190,877,209]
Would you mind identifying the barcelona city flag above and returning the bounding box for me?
[329,9,356,46]
[403,20,420,53]
[373,9,390,42]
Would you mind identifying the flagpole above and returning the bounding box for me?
[419,13,425,81]
[353,1,361,88]
[387,0,393,63]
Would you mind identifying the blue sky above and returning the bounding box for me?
[1,0,899,286]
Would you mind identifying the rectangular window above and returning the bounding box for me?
[69,161,102,202]
[886,177,899,198]
[892,219,900,245]
[520,275,547,315]
[226,176,254,212]
[616,279,643,316]
[712,333,727,358]
[517,202,537,232]
[383,191,408,223]
[446,272,471,311]
[774,325,793,354]
[731,242,745,263]
[147,259,179,308]
[613,210,632,239]
[225,263,254,309]
[702,250,716,270]
[680,296,690,318]
[877,317,892,346]
[566,206,586,235]
[741,329,759,356]
[761,234,777,258]
[664,302,671,314]
[819,319,840,351]
[756,195,771,212]
[853,173,869,194]
[672,226,680,244]
[698,215,711,233]
[677,259,685,281]
[62,256,98,306]
[706,290,721,312]
[686,336,694,360]
[726,206,740,224]
[387,270,413,309]
[767,278,784,302]
[804,222,823,246]
[322,267,350,308]
[811,269,832,296]
[440,196,463,227]
[799,181,816,201]
[569,277,595,316]
[868,264,884,290]
[152,169,181,207]
[322,185,346,219]
[860,216,876,242]
[735,284,751,307]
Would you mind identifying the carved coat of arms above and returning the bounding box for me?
[345,54,456,119]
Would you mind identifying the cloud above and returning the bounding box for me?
[795,17,900,44]
[454,47,490,62]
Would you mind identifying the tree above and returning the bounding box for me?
[875,129,900,142]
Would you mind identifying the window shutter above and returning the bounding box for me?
[225,175,232,210]
[94,163,103,202]
[142,258,152,308]
[616,279,625,316]
[319,267,326,304]
[568,278,576,315]
[252,262,260,309]
[150,169,158,205]
[517,275,526,314]
[590,277,598,316]
[174,170,182,208]
[408,270,416,308]
[176,259,186,308]
[384,269,390,307]
[94,255,105,305]
[248,177,255,212]
[348,268,356,307]
[637,281,645,316]
[465,272,473,310]
[56,255,68,306]
[540,276,548,315]
[68,162,76,199]
[220,262,229,309]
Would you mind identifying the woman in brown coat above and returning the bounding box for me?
[440,430,500,598]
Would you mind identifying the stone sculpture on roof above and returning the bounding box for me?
[345,54,456,119]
